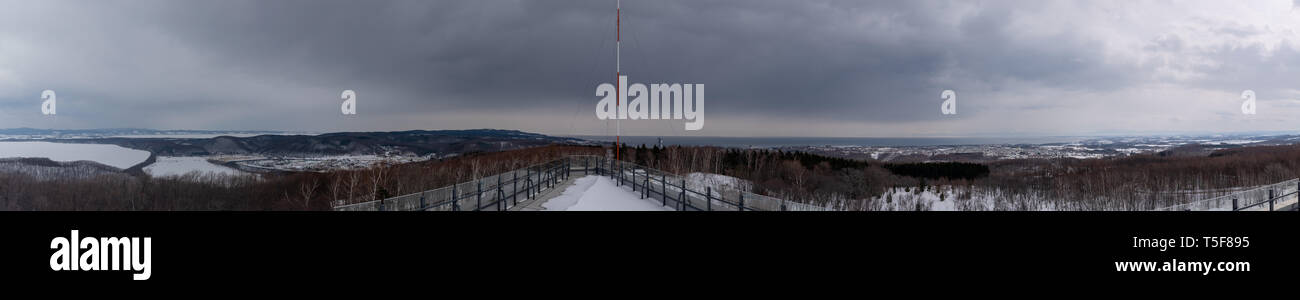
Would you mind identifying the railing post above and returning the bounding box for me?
[513,171,518,206]
[1269,189,1275,211]
[681,179,687,211]
[737,188,744,211]
[661,176,668,206]
[705,187,712,212]
[452,184,459,211]
[1232,198,1238,211]
[419,193,425,210]
[781,196,786,211]
[476,180,482,211]
[497,175,503,211]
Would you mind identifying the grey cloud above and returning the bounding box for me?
[0,0,1295,136]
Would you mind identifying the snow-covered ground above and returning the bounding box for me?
[0,141,150,169]
[542,175,673,211]
[230,154,435,172]
[869,186,1035,211]
[145,156,246,177]
[687,172,752,193]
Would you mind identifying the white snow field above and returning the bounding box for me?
[145,156,246,177]
[0,141,150,169]
[687,172,752,196]
[542,175,673,211]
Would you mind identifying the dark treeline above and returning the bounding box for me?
[883,162,989,180]
[615,144,912,203]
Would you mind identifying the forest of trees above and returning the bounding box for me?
[614,143,1300,210]
[882,162,989,180]
[4,141,1300,211]
[615,144,945,204]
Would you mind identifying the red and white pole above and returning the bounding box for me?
[615,0,621,161]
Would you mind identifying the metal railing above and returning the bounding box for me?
[571,155,833,211]
[1152,178,1299,211]
[334,155,833,211]
[333,158,570,211]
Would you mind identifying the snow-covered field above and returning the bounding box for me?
[0,141,150,169]
[145,156,246,177]
[542,175,673,211]
[231,154,435,172]
[687,172,752,193]
[868,186,1040,211]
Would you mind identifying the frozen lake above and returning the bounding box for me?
[145,156,247,177]
[0,141,150,169]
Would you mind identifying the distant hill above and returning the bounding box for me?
[22,129,591,157]
[0,127,285,139]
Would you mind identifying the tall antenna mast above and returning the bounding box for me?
[616,0,621,161]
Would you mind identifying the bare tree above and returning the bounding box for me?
[347,170,361,204]
[368,160,392,202]
[470,159,482,180]
[299,175,320,210]
[784,160,807,198]
[330,172,344,205]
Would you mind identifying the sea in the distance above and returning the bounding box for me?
[567,135,1085,148]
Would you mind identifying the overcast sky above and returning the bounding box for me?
[2,0,1300,137]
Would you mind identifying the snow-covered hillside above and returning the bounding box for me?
[687,172,752,193]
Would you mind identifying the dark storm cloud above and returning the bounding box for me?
[0,0,1297,135]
